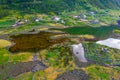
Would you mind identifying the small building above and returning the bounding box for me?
[90,19,99,24]
[90,12,95,16]
[52,16,60,21]
[35,18,42,22]
[73,15,79,18]
[11,23,19,28]
[117,20,120,26]
[61,20,65,24]
[18,21,25,25]
[80,14,87,19]
[73,14,87,20]
[11,19,26,28]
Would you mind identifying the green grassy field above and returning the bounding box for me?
[51,26,118,39]
[0,3,120,79]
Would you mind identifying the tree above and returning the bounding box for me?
[6,0,12,4]
[0,0,12,4]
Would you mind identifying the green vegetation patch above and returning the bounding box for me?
[0,20,14,29]
[45,45,72,67]
[86,65,110,80]
[52,26,118,39]
[8,72,34,80]
[9,52,33,62]
[83,42,120,65]
[86,65,120,80]
[0,48,9,64]
[113,29,120,34]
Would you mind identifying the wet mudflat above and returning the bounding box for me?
[9,31,69,53]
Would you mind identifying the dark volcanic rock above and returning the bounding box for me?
[0,61,47,80]
[31,61,48,72]
[110,33,120,39]
[56,69,90,80]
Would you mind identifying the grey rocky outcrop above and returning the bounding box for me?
[56,69,89,80]
[72,43,87,63]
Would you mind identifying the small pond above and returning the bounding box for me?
[9,31,69,53]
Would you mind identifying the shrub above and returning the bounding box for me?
[113,29,120,34]
[0,7,10,19]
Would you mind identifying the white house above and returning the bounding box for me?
[52,16,60,21]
